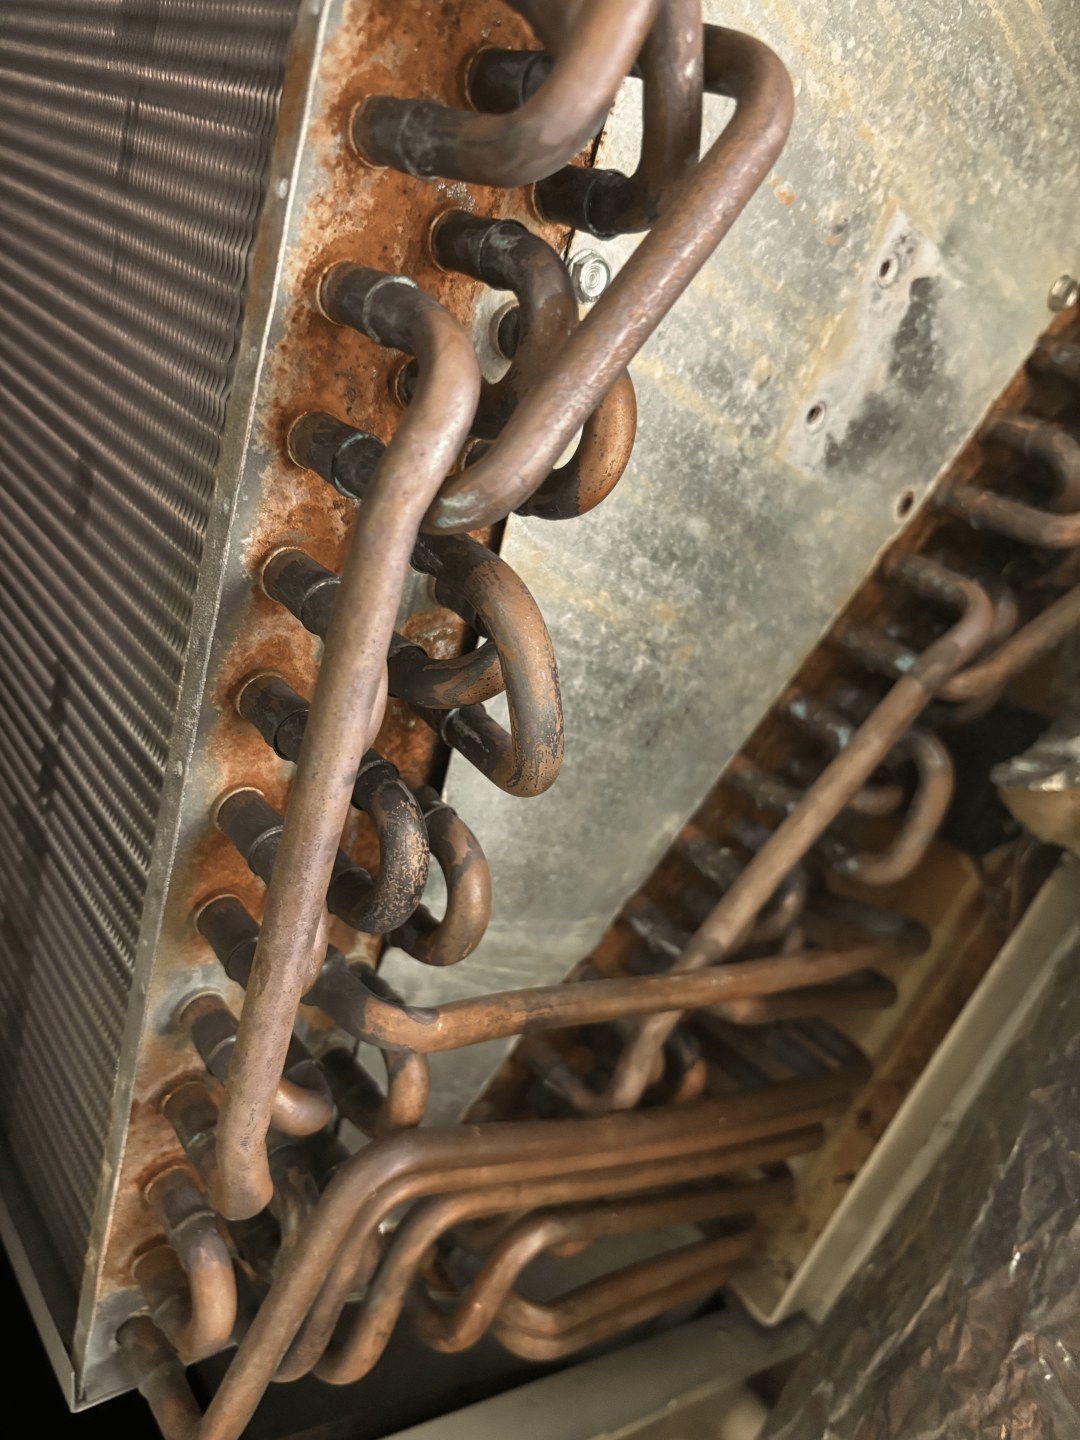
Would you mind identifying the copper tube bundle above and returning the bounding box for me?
[115,4,1080,1435]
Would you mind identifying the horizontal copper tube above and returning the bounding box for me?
[215,273,479,1220]
[533,0,703,237]
[421,27,794,533]
[390,787,492,966]
[351,0,661,187]
[201,894,921,1054]
[707,971,897,1025]
[313,1127,821,1385]
[600,553,993,1112]
[412,1173,791,1353]
[137,1167,237,1363]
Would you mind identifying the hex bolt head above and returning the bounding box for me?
[1048,274,1080,312]
[569,250,612,304]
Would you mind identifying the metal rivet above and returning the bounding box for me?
[1048,274,1080,312]
[805,401,827,431]
[569,250,611,304]
[877,253,900,288]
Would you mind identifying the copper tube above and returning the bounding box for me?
[200,893,922,1056]
[784,693,905,816]
[150,1078,859,1438]
[351,0,661,187]
[601,554,993,1111]
[314,1128,818,1385]
[937,473,1080,547]
[162,1082,221,1194]
[830,728,953,886]
[430,211,638,520]
[266,1132,321,1276]
[215,272,479,1220]
[139,1166,237,1362]
[493,1236,754,1359]
[534,0,704,237]
[937,585,1080,702]
[707,971,897,1025]
[412,1174,791,1353]
[116,1317,202,1440]
[421,28,794,534]
[983,412,1080,514]
[1030,340,1080,386]
[390,787,491,966]
[180,994,332,1138]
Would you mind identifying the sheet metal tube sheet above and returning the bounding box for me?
[214,272,479,1220]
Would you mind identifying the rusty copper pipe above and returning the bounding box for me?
[390,787,491,966]
[200,893,921,1056]
[831,728,954,886]
[938,473,1080,547]
[351,0,661,187]
[180,994,331,1138]
[314,1128,819,1385]
[493,1235,755,1359]
[137,1166,237,1362]
[412,1174,791,1353]
[431,211,638,520]
[116,1317,202,1440]
[422,27,794,534]
[601,554,993,1112]
[983,412,1080,514]
[215,271,479,1220]
[266,1131,321,1277]
[534,0,704,237]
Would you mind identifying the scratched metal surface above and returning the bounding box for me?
[404,0,1080,1123]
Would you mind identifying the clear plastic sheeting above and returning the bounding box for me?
[763,925,1080,1439]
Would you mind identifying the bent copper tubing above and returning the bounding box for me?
[314,1128,818,1385]
[783,693,905,816]
[318,1044,428,1138]
[120,1082,860,1439]
[390,787,491,966]
[983,412,1080,514]
[198,893,923,1056]
[217,779,427,937]
[267,1131,321,1276]
[215,271,479,1220]
[261,533,499,710]
[351,0,661,187]
[180,994,332,1138]
[421,27,794,534]
[534,0,703,237]
[117,1317,202,1440]
[493,1236,755,1359]
[601,553,994,1112]
[937,473,1080,547]
[163,1082,221,1193]
[431,211,638,520]
[137,1167,237,1362]
[828,729,954,887]
[412,1174,791,1353]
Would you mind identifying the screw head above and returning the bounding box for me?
[1048,274,1080,312]
[569,250,611,304]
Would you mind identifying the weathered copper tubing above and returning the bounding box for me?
[216,781,427,937]
[938,473,1080,547]
[412,1174,791,1353]
[162,1082,221,1194]
[390,787,491,966]
[1030,340,1080,386]
[421,27,794,534]
[937,584,1080,702]
[706,971,898,1025]
[215,271,479,1220]
[138,1167,237,1363]
[601,554,993,1111]
[314,1128,819,1385]
[351,0,661,187]
[534,0,703,236]
[266,1131,321,1276]
[431,211,638,520]
[493,1236,753,1359]
[983,412,1080,514]
[831,729,954,887]
[116,1317,202,1440]
[180,994,332,1138]
[784,693,905,816]
[261,537,501,710]
[200,894,921,1056]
